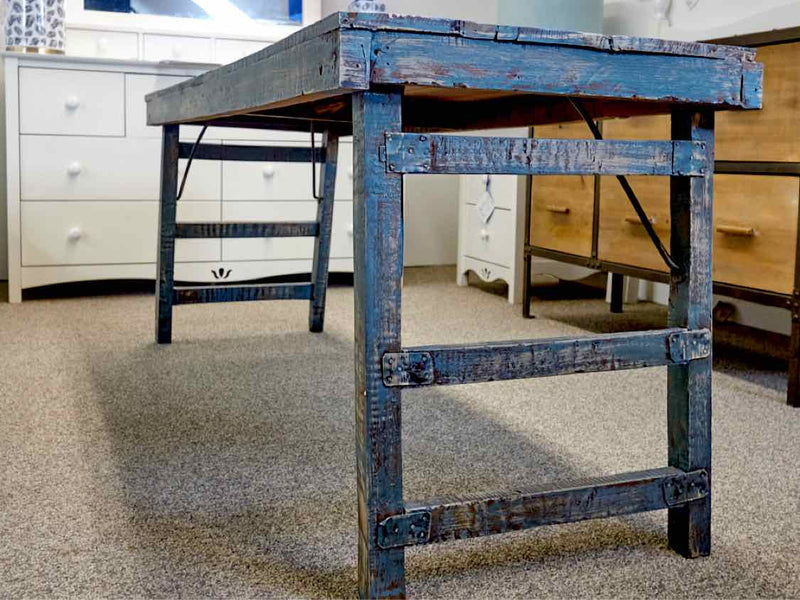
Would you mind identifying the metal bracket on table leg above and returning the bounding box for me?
[377,511,432,549]
[662,469,709,507]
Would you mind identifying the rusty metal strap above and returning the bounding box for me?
[662,469,709,507]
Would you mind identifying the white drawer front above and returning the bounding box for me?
[215,38,270,64]
[223,142,353,201]
[461,206,514,268]
[143,34,213,63]
[21,201,219,266]
[66,29,139,60]
[20,136,220,201]
[126,74,213,141]
[221,201,353,261]
[460,174,516,210]
[129,73,313,143]
[176,202,222,263]
[19,68,124,136]
[22,201,156,266]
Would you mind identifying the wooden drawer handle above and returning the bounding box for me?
[716,224,755,237]
[545,205,570,214]
[624,216,656,225]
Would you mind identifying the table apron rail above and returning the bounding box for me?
[382,327,711,387]
[178,142,325,163]
[175,222,319,239]
[376,467,709,549]
[173,283,313,305]
[382,134,708,176]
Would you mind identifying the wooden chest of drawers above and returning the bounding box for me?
[526,30,800,407]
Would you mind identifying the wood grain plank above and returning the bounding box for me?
[178,142,325,163]
[379,468,709,548]
[384,328,711,388]
[371,32,756,109]
[155,125,180,345]
[530,122,595,257]
[175,222,319,238]
[716,42,800,161]
[384,133,706,176]
[668,109,714,558]
[341,13,754,61]
[147,30,361,126]
[173,283,312,304]
[352,90,406,598]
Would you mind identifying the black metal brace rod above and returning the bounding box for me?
[176,124,208,201]
[569,99,680,272]
[311,121,323,201]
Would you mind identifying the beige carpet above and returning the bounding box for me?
[1,268,798,598]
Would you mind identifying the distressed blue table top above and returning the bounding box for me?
[146,12,762,133]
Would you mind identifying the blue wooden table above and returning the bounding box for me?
[146,13,762,598]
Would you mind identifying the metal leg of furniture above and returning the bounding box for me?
[155,124,180,345]
[610,272,624,314]
[788,295,800,407]
[353,90,406,598]
[523,171,534,319]
[308,130,340,333]
[667,109,714,557]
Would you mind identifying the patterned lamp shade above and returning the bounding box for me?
[5,0,66,54]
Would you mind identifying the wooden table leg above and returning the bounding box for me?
[155,124,180,344]
[610,272,624,314]
[352,90,406,598]
[309,130,340,333]
[667,109,714,557]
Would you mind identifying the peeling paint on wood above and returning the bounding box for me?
[173,283,313,304]
[175,222,319,238]
[382,328,711,388]
[383,134,707,176]
[668,109,714,558]
[377,468,709,549]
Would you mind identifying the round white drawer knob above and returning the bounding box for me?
[67,227,82,242]
[347,168,354,179]
[97,37,109,53]
[346,223,354,237]
[480,228,490,241]
[262,165,276,178]
[67,162,83,176]
[65,96,80,110]
[172,44,183,58]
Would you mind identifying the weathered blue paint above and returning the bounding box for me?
[384,134,707,176]
[145,12,761,129]
[382,328,711,388]
[371,32,757,109]
[155,124,180,345]
[377,467,709,549]
[142,13,762,596]
[309,131,340,332]
[175,221,319,238]
[668,109,714,558]
[177,142,326,163]
[352,90,406,599]
[173,283,313,304]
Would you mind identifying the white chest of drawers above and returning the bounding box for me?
[4,54,354,303]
